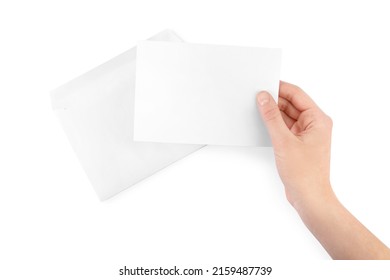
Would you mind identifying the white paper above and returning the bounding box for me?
[134,41,281,146]
[51,30,204,200]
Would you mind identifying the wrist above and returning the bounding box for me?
[289,182,337,214]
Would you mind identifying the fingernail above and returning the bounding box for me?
[257,91,270,106]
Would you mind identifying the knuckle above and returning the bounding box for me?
[324,115,333,127]
[263,106,281,122]
[291,83,305,94]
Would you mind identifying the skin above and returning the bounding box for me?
[256,81,390,260]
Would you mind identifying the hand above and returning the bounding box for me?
[256,81,333,208]
[256,81,390,259]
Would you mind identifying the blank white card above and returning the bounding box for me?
[134,41,281,146]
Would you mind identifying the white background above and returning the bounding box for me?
[1,1,390,279]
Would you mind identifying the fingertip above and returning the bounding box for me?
[257,91,270,106]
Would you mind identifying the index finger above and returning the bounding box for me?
[279,81,317,111]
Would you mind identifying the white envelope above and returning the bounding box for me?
[134,41,281,146]
[51,30,204,200]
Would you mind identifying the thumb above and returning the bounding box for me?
[257,91,290,142]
